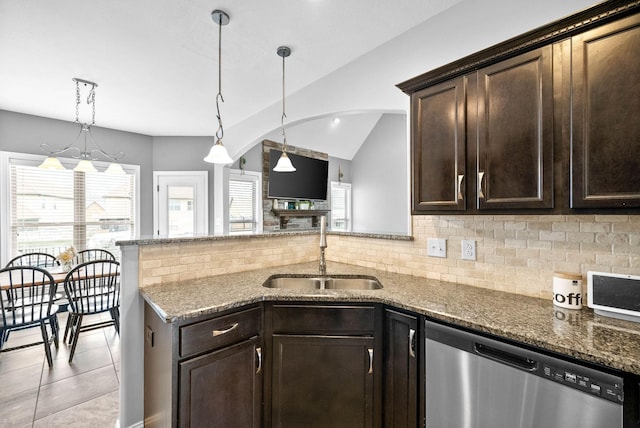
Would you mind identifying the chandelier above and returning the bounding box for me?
[39,78,125,174]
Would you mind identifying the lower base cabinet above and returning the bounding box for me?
[266,303,383,428]
[384,309,420,428]
[144,303,263,428]
[178,337,262,428]
[271,334,376,427]
[144,301,424,428]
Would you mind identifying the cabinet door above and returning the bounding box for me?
[476,46,554,209]
[384,309,418,428]
[179,336,262,428]
[571,14,640,208]
[411,76,466,212]
[271,334,376,428]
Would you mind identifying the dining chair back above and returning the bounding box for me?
[0,266,60,367]
[6,252,58,268]
[74,249,116,264]
[63,260,120,362]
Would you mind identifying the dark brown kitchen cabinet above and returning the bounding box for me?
[476,46,554,209]
[266,303,382,428]
[409,45,553,213]
[411,76,466,212]
[570,13,640,208]
[384,309,420,428]
[399,0,640,214]
[144,303,263,428]
[179,336,262,428]
[271,334,376,428]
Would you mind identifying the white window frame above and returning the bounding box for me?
[0,151,140,266]
[228,169,262,234]
[330,181,352,232]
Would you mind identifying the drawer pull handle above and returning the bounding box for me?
[212,322,239,337]
[256,347,262,374]
[367,348,374,374]
[409,328,416,359]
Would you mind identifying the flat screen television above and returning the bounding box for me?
[268,150,329,200]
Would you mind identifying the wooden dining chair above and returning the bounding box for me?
[5,252,59,268]
[74,249,116,264]
[0,266,60,367]
[63,260,120,362]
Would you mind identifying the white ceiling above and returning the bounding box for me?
[0,0,459,159]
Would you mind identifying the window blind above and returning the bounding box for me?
[229,175,258,233]
[330,182,351,231]
[9,162,135,259]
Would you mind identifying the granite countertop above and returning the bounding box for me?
[140,261,640,376]
[117,230,412,247]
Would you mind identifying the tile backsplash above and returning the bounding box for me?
[329,215,639,299]
[138,214,638,300]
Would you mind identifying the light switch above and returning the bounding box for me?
[427,238,447,258]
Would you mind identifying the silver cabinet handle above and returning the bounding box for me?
[409,328,416,359]
[256,347,262,374]
[478,171,485,199]
[212,322,238,337]
[367,348,374,374]
[457,174,464,201]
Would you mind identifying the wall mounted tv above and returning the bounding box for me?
[268,150,329,200]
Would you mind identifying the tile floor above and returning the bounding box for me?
[0,312,120,427]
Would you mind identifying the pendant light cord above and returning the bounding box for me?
[280,50,288,151]
[215,14,225,142]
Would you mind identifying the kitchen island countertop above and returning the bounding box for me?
[140,261,640,376]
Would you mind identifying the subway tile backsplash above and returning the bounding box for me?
[138,215,638,300]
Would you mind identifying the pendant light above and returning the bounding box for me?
[39,78,124,173]
[273,46,296,172]
[204,9,233,165]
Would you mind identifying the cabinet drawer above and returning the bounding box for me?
[272,304,375,335]
[179,306,261,358]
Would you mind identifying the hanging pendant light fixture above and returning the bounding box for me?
[273,46,296,172]
[39,78,124,173]
[204,9,233,165]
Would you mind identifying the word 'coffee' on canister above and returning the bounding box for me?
[553,272,583,310]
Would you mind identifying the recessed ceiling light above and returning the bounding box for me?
[332,117,341,126]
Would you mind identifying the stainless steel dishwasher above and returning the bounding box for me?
[425,320,624,428]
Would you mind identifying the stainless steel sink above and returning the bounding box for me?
[263,275,382,290]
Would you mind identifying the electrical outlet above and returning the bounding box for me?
[427,238,447,258]
[462,239,476,261]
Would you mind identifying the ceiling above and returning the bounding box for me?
[0,0,459,159]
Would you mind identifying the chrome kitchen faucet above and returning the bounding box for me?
[319,215,327,276]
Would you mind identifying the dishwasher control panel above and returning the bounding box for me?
[541,363,623,404]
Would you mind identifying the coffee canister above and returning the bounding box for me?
[553,272,583,309]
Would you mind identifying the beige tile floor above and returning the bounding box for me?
[0,312,120,427]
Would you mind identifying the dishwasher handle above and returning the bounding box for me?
[475,342,537,372]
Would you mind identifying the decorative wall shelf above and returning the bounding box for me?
[271,209,330,230]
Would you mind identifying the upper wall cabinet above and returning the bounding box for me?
[399,0,640,214]
[411,77,466,212]
[571,13,640,208]
[476,46,554,210]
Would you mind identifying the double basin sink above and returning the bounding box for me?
[263,274,382,291]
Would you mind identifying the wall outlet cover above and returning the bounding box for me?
[427,238,447,258]
[462,239,476,261]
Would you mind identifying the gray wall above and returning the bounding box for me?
[352,113,408,234]
[0,109,155,235]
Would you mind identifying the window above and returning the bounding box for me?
[228,170,262,234]
[330,181,351,231]
[1,152,139,263]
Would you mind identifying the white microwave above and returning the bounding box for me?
[587,271,640,323]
